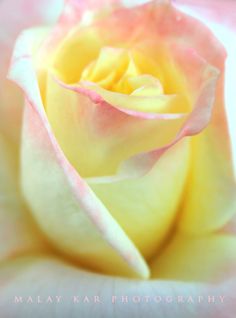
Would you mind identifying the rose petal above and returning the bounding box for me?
[36,0,120,64]
[174,0,236,180]
[0,1,63,262]
[0,255,235,318]
[172,0,236,233]
[88,140,190,261]
[222,216,236,236]
[8,29,149,279]
[66,81,183,114]
[173,0,236,29]
[178,123,236,234]
[0,134,47,262]
[46,74,185,177]
[151,234,236,282]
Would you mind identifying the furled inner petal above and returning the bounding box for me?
[45,74,185,177]
[80,47,130,90]
[51,43,190,113]
[45,37,217,180]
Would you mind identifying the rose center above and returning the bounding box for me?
[80,46,164,96]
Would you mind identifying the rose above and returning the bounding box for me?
[1,0,236,317]
[0,0,235,315]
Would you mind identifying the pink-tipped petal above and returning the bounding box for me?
[37,0,120,64]
[46,73,185,178]
[8,29,150,279]
[171,0,236,232]
[0,0,63,267]
[173,0,236,29]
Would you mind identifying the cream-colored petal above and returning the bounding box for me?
[0,134,47,262]
[8,28,149,279]
[0,255,235,318]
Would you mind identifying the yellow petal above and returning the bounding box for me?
[46,74,185,177]
[0,134,47,261]
[81,47,129,89]
[151,234,236,282]
[89,139,190,260]
[52,27,103,84]
[80,81,181,113]
[178,87,236,233]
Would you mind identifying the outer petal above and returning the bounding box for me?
[173,0,236,176]
[0,255,235,318]
[169,4,236,234]
[0,134,47,262]
[173,0,236,29]
[0,1,63,262]
[36,0,120,65]
[8,29,149,279]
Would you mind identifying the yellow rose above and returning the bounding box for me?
[1,0,236,317]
